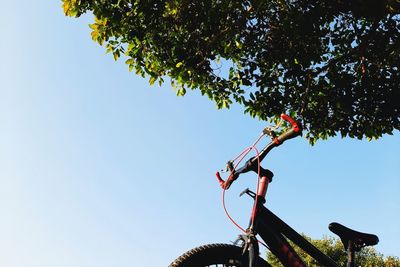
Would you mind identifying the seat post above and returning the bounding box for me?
[347,240,355,267]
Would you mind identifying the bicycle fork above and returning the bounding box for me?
[235,232,260,267]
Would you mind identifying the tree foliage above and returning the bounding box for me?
[266,235,400,267]
[62,0,400,143]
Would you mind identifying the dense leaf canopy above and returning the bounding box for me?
[63,0,400,143]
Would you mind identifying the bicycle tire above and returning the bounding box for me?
[168,243,272,267]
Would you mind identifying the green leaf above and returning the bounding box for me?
[149,76,156,86]
[158,77,164,86]
[113,50,120,61]
[176,87,186,96]
[235,40,242,49]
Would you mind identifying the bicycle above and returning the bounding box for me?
[168,114,379,267]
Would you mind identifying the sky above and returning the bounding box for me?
[0,1,399,266]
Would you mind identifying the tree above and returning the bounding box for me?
[266,235,400,267]
[62,0,400,143]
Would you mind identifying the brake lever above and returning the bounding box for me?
[262,127,277,138]
[226,160,234,172]
[262,116,284,138]
[216,160,237,189]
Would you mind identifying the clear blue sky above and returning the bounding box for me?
[1,1,399,266]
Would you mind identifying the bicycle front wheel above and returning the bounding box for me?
[168,243,271,267]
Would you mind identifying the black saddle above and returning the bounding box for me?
[329,222,379,252]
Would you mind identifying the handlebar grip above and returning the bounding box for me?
[280,113,300,132]
[216,171,235,190]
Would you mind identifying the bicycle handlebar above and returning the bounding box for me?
[216,114,302,190]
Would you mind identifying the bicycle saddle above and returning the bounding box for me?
[328,222,379,252]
